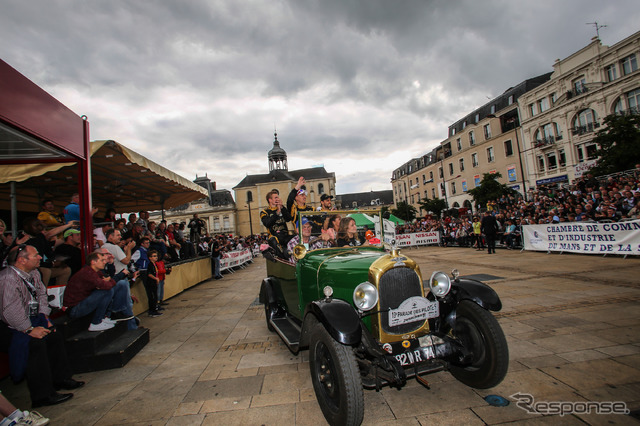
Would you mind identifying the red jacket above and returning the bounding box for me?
[64,265,116,308]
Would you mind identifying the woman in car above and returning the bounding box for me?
[336,217,369,248]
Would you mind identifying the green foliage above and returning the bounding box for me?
[467,172,517,209]
[391,201,417,222]
[417,197,447,218]
[589,113,640,177]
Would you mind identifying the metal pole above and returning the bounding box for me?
[10,181,17,237]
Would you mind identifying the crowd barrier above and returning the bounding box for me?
[383,231,440,247]
[522,219,640,256]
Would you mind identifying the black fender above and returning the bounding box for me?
[451,278,502,311]
[259,277,277,306]
[300,298,361,347]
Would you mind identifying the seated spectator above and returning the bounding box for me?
[62,193,97,224]
[103,208,117,224]
[286,218,332,262]
[0,245,84,408]
[165,223,181,261]
[336,217,369,248]
[53,229,83,277]
[135,211,149,233]
[0,392,49,425]
[93,222,112,248]
[0,218,13,268]
[63,251,134,332]
[125,213,137,231]
[503,220,517,249]
[103,229,137,277]
[37,199,64,231]
[99,248,138,330]
[20,218,74,287]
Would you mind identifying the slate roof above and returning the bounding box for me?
[233,167,334,189]
[335,190,394,209]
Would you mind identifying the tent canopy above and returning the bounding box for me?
[388,214,406,225]
[0,140,208,214]
[348,212,375,227]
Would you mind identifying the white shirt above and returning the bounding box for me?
[103,242,128,273]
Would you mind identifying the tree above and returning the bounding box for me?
[467,172,518,209]
[417,197,447,218]
[391,201,417,222]
[588,113,640,177]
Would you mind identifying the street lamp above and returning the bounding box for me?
[246,191,254,236]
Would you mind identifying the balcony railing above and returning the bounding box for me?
[571,122,600,136]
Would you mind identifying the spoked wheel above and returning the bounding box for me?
[309,323,364,426]
[449,300,509,389]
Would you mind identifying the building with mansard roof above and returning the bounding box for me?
[233,133,336,236]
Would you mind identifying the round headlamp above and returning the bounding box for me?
[353,282,378,311]
[429,271,451,298]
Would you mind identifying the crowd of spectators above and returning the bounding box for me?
[394,168,640,249]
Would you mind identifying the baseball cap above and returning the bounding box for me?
[320,194,333,201]
[64,228,81,238]
[300,217,310,226]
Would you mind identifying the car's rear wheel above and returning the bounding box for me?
[309,323,364,426]
[449,300,508,389]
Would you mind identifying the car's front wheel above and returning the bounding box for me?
[309,322,364,426]
[449,300,509,389]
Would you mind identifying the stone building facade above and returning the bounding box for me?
[518,31,640,188]
[391,30,640,215]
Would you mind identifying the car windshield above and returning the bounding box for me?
[294,210,388,252]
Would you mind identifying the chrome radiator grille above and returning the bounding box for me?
[378,267,424,334]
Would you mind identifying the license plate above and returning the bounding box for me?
[394,346,436,366]
[388,296,439,327]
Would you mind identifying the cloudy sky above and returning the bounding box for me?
[1,1,638,197]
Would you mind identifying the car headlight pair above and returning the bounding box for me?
[353,269,453,311]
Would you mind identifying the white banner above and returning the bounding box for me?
[523,220,640,255]
[220,248,253,270]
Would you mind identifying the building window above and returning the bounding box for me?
[456,138,462,151]
[223,216,230,229]
[475,113,479,123]
[451,128,456,136]
[483,123,492,139]
[628,88,640,113]
[429,171,433,180]
[529,103,537,117]
[469,131,475,146]
[577,146,584,163]
[622,54,638,75]
[574,76,586,94]
[538,97,549,113]
[559,149,566,167]
[605,64,618,82]
[432,188,436,198]
[487,147,495,163]
[459,158,465,171]
[411,195,414,204]
[451,182,457,195]
[586,144,598,160]
[448,163,454,176]
[490,105,496,114]
[318,183,325,194]
[439,167,443,178]
[422,174,426,184]
[547,152,557,170]
[504,140,513,157]
[213,217,220,231]
[409,179,413,187]
[508,95,514,105]
[472,153,479,167]
[462,121,467,129]
[551,92,557,103]
[573,109,597,134]
[537,155,545,172]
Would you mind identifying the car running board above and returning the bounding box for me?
[270,316,302,353]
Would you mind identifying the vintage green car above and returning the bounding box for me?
[259,211,508,426]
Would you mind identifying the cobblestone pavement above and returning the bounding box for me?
[2,247,639,425]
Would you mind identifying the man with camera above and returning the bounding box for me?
[0,245,83,407]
